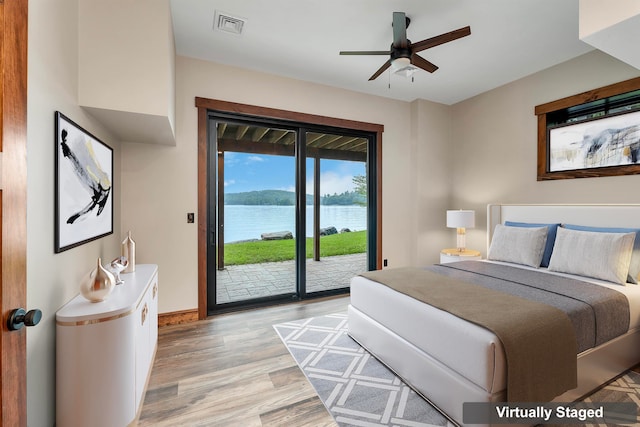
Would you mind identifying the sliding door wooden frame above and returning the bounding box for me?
[195,97,384,319]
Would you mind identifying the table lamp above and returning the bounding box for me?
[446,210,475,252]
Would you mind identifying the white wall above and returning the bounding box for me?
[27,0,122,425]
[121,56,443,313]
[411,99,455,264]
[78,0,175,120]
[579,0,640,37]
[579,0,640,71]
[451,50,640,253]
[77,0,176,145]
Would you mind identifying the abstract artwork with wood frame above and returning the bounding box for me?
[55,112,113,253]
[535,76,640,180]
[548,109,640,172]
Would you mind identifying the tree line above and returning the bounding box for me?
[225,189,365,206]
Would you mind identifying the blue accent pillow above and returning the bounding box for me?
[504,222,560,268]
[563,224,640,284]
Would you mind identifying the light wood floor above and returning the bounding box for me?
[138,296,349,426]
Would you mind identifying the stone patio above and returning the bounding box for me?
[215,252,367,304]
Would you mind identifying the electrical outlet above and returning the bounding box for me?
[383,259,388,267]
[187,213,195,223]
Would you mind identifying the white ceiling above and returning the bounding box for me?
[169,0,595,105]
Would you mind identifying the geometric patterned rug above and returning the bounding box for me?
[274,312,640,427]
[274,312,454,427]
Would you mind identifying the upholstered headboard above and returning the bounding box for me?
[487,204,640,252]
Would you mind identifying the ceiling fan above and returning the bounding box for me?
[340,12,471,81]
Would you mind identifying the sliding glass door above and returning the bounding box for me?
[207,115,376,312]
[213,121,298,306]
[304,131,369,295]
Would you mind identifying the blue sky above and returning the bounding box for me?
[223,152,366,195]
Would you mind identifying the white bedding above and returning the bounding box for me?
[350,260,640,398]
[350,274,507,394]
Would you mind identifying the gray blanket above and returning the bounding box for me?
[430,261,630,352]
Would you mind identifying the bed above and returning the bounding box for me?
[348,204,640,427]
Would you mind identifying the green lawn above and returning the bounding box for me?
[223,230,366,266]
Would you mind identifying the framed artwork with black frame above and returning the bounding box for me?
[55,111,113,253]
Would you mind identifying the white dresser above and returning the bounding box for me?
[56,264,158,427]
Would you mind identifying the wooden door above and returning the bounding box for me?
[0,0,29,425]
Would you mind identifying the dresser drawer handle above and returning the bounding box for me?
[141,303,148,326]
[153,282,158,299]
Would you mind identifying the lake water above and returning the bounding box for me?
[223,205,367,243]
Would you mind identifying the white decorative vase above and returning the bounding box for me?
[122,231,136,273]
[80,258,116,303]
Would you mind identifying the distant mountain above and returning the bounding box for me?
[225,190,299,206]
[225,189,365,206]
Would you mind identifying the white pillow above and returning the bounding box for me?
[488,224,548,268]
[548,227,635,285]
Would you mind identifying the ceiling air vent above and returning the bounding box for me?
[214,11,246,35]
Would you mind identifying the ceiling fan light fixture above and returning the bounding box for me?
[391,57,417,77]
[339,12,470,81]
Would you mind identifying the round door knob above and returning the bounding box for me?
[7,308,42,331]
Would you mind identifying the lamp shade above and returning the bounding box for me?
[446,210,475,229]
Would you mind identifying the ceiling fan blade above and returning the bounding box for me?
[368,60,392,81]
[392,12,408,48]
[339,50,391,56]
[411,54,439,73]
[411,26,471,53]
